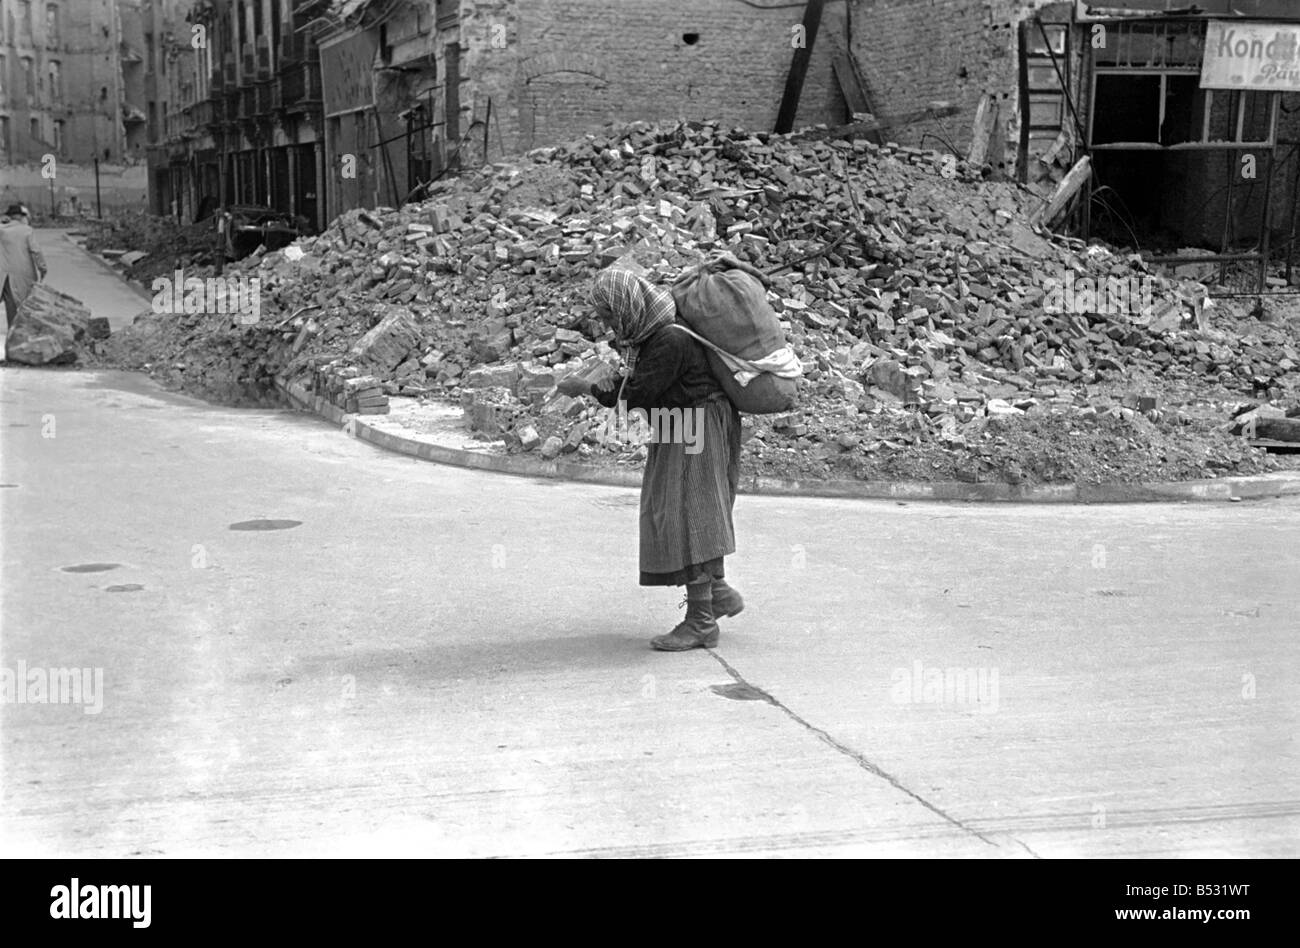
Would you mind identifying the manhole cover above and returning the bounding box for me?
[106,584,144,593]
[61,563,121,573]
[710,683,772,703]
[229,519,302,531]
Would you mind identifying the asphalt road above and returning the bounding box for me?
[33,228,152,333]
[2,364,1297,858]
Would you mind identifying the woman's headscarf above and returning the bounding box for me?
[589,267,675,369]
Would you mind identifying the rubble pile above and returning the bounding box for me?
[5,284,108,365]
[82,212,219,286]
[106,120,1300,483]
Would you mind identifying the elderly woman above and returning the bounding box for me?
[558,267,744,651]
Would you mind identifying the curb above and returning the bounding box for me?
[276,377,1300,504]
[60,232,155,306]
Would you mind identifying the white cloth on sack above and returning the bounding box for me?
[669,324,802,387]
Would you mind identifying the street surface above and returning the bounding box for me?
[35,228,152,332]
[1,233,1297,857]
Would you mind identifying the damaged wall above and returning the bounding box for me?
[848,0,1068,180]
[459,0,847,159]
[370,0,438,206]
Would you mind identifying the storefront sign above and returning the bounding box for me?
[1201,20,1300,91]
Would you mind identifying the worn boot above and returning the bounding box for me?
[711,579,744,618]
[651,582,719,651]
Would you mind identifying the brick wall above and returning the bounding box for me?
[463,0,848,157]
[849,0,1024,155]
[0,161,148,214]
[847,0,1068,182]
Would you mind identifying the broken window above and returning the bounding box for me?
[1089,19,1277,150]
[1091,19,1203,70]
[1085,17,1285,262]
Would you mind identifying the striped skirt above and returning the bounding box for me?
[638,393,742,586]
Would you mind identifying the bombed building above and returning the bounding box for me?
[142,0,1300,293]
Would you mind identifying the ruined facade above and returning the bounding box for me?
[121,0,193,164]
[145,0,1300,278]
[151,0,850,229]
[0,0,130,164]
[0,0,198,213]
[156,0,324,225]
[309,0,848,222]
[316,0,439,224]
[458,0,846,158]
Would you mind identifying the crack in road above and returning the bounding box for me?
[706,648,1042,857]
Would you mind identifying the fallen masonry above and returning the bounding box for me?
[5,284,106,366]
[99,119,1299,485]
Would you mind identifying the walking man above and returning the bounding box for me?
[0,204,48,355]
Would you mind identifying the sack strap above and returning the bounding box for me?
[668,324,804,387]
[666,323,759,378]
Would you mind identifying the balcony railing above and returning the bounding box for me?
[279,62,321,108]
[184,99,214,130]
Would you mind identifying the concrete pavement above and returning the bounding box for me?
[2,365,1297,857]
[33,227,152,333]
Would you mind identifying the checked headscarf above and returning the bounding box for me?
[589,267,676,370]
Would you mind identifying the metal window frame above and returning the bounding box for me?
[1089,17,1204,70]
[1088,70,1278,149]
[1083,16,1290,292]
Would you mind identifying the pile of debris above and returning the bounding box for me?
[105,120,1299,483]
[81,212,219,287]
[4,284,109,365]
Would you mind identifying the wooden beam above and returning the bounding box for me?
[1250,417,1300,443]
[830,48,881,145]
[967,94,998,167]
[774,0,826,134]
[789,102,959,143]
[1032,155,1091,228]
[831,53,869,113]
